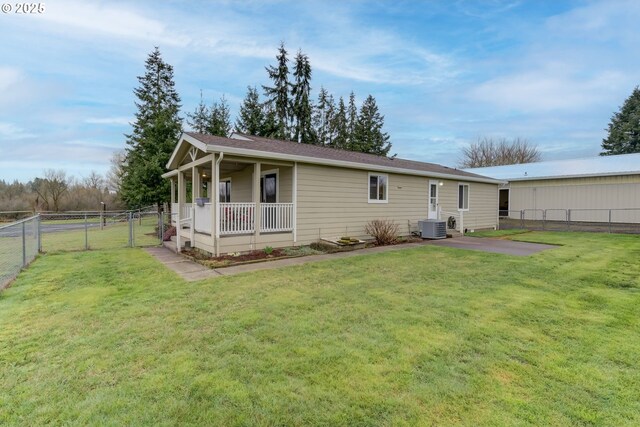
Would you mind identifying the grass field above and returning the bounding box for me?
[1,231,639,425]
[40,216,160,252]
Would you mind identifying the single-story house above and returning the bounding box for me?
[162,132,501,255]
[465,153,640,223]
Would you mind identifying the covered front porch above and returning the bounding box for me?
[165,146,297,255]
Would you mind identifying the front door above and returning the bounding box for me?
[428,180,439,219]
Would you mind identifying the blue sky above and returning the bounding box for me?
[1,0,639,183]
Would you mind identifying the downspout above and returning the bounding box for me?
[214,152,224,256]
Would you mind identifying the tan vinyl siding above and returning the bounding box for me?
[224,166,253,203]
[438,180,499,232]
[296,163,498,244]
[507,175,640,222]
[218,233,294,254]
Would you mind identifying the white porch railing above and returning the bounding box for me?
[171,203,192,225]
[194,203,212,233]
[219,203,255,235]
[261,203,294,233]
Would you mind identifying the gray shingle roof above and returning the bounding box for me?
[186,132,494,182]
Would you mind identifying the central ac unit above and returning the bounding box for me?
[418,219,446,239]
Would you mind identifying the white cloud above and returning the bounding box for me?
[85,117,130,126]
[38,0,190,46]
[0,122,37,140]
[0,67,23,91]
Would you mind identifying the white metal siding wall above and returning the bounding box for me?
[508,175,640,222]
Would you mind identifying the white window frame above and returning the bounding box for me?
[219,177,231,203]
[261,168,279,203]
[368,172,389,204]
[458,183,470,211]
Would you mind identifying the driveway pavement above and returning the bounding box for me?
[424,236,557,256]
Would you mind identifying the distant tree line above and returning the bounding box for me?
[0,169,123,214]
[459,137,541,168]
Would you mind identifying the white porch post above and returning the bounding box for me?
[176,170,184,252]
[170,179,175,204]
[253,162,261,242]
[293,161,297,244]
[192,166,200,200]
[214,154,221,256]
[190,167,197,244]
[211,154,218,255]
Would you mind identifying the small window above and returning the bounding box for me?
[368,173,388,203]
[458,183,469,211]
[219,179,231,203]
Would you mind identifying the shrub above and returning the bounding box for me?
[264,246,274,255]
[364,219,399,246]
[163,226,176,241]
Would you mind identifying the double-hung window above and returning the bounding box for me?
[368,173,388,203]
[458,183,469,211]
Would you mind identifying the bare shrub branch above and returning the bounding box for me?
[364,219,399,245]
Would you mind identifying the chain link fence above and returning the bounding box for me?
[499,209,640,234]
[39,210,165,252]
[0,215,39,289]
[0,209,168,288]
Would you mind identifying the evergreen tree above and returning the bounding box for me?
[353,95,391,156]
[260,104,280,137]
[330,97,349,149]
[312,87,334,146]
[601,86,640,155]
[120,47,182,210]
[186,90,209,133]
[262,42,292,140]
[207,95,231,137]
[291,50,316,144]
[235,86,265,136]
[346,91,358,149]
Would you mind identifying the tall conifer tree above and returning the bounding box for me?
[312,87,334,146]
[207,95,231,137]
[262,42,291,140]
[235,86,265,136]
[346,91,358,150]
[331,97,349,149]
[601,86,640,155]
[291,50,315,144]
[121,47,182,209]
[186,91,209,133]
[353,95,391,156]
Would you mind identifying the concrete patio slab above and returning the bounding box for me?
[424,236,556,256]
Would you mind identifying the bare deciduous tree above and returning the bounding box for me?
[43,169,69,212]
[459,137,541,168]
[107,150,126,194]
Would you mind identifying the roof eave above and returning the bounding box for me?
[201,143,502,184]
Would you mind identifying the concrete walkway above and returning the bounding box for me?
[145,242,429,282]
[145,236,555,282]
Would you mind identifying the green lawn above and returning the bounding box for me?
[41,216,160,252]
[1,232,639,425]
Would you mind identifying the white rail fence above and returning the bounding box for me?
[261,203,294,233]
[173,202,295,235]
[219,203,255,235]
